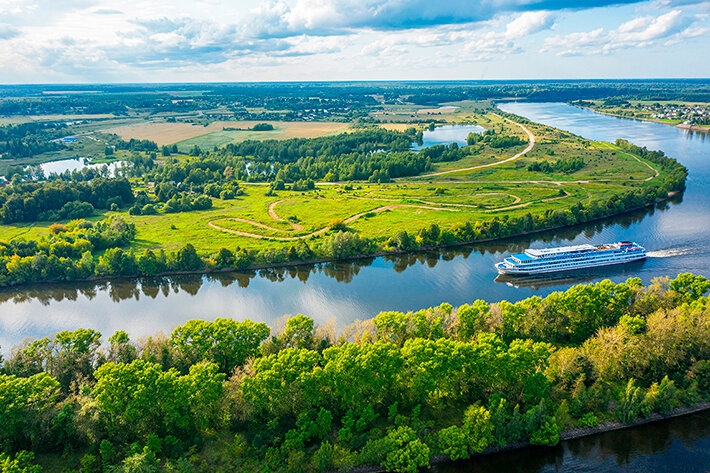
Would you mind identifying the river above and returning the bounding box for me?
[1,102,708,350]
[432,410,710,473]
[2,101,709,471]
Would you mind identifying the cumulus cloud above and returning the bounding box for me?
[361,11,555,62]
[0,0,708,81]
[244,0,638,35]
[541,9,700,55]
[0,24,20,40]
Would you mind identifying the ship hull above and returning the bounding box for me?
[495,253,646,275]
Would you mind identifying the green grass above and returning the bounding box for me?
[0,111,670,257]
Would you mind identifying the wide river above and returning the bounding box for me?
[1,102,709,350]
[1,102,710,471]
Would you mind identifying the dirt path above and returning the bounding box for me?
[599,142,659,181]
[268,200,304,231]
[415,115,536,178]
[208,204,465,241]
[207,188,559,241]
[483,191,570,213]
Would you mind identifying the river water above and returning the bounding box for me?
[432,410,710,473]
[1,102,708,349]
[1,101,709,470]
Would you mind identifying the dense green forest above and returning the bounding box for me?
[0,123,68,159]
[0,274,708,473]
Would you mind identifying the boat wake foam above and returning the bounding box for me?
[647,247,696,258]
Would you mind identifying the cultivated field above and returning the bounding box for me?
[106,120,349,146]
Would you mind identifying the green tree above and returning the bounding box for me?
[437,425,468,460]
[462,404,494,452]
[0,451,43,473]
[0,373,60,451]
[381,426,430,473]
[170,318,269,373]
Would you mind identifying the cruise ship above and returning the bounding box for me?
[495,241,646,275]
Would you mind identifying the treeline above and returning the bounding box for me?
[615,139,688,190]
[0,178,134,223]
[0,122,67,159]
[466,128,526,148]
[150,128,442,185]
[528,157,585,174]
[115,138,158,153]
[0,217,212,286]
[0,275,708,473]
[222,129,413,163]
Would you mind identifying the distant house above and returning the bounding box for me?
[61,136,78,143]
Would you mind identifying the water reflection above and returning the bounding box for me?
[1,102,709,351]
[431,411,710,473]
[0,201,665,307]
[412,124,486,149]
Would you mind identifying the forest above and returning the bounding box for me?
[0,274,708,473]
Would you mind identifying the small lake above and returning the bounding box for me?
[412,124,485,149]
[38,158,127,176]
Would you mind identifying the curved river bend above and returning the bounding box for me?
[1,102,709,349]
[1,102,710,471]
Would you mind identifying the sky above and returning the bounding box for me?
[0,0,709,83]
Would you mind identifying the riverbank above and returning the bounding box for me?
[345,402,710,473]
[0,189,681,290]
[571,104,710,134]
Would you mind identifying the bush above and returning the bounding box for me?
[219,189,235,200]
[381,427,430,473]
[141,204,157,215]
[578,413,598,428]
[192,196,212,211]
[328,219,347,232]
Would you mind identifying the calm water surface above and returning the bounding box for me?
[1,102,709,350]
[39,158,126,176]
[413,124,485,149]
[432,410,710,473]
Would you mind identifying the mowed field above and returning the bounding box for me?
[106,120,350,147]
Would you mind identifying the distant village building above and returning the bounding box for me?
[61,136,78,143]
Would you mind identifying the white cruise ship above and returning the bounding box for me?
[495,241,646,275]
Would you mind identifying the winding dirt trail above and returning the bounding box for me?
[599,142,659,181]
[207,186,562,241]
[268,200,304,231]
[416,115,536,178]
[208,203,464,241]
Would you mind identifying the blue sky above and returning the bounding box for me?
[0,0,708,83]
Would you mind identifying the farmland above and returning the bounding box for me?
[107,120,349,149]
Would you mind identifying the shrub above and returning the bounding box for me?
[578,413,598,428]
[328,219,347,232]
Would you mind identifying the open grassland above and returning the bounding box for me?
[106,120,349,147]
[0,111,666,257]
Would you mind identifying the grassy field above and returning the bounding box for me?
[0,111,665,258]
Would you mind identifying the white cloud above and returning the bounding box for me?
[505,11,555,38]
[541,9,704,55]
